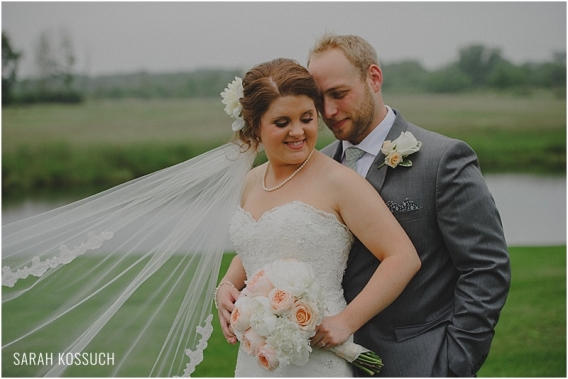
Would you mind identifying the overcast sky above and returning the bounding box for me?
[2,1,566,78]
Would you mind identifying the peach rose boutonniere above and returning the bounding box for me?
[230,259,383,375]
[379,131,422,169]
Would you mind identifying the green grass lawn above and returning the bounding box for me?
[477,246,566,377]
[3,246,564,377]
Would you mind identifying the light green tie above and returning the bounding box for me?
[344,147,365,171]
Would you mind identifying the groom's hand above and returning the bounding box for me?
[216,284,240,344]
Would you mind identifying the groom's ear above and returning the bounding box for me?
[367,64,383,93]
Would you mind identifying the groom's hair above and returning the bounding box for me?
[307,33,380,80]
[237,58,321,149]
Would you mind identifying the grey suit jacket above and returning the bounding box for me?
[322,110,511,377]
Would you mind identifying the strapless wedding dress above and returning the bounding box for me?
[229,201,355,377]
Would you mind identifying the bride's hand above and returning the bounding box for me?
[216,284,240,344]
[310,314,352,350]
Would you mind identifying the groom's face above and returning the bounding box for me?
[308,49,376,145]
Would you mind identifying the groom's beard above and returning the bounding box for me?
[350,84,376,141]
[326,84,376,143]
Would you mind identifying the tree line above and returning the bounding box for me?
[383,46,565,96]
[2,30,566,106]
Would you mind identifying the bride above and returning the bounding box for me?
[2,58,419,377]
[217,58,420,376]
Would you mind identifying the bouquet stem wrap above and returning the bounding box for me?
[332,342,384,375]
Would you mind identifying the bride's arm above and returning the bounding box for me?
[216,255,247,344]
[313,167,421,348]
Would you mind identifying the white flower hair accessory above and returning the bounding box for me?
[379,131,422,169]
[220,77,246,131]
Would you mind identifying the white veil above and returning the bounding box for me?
[2,141,256,376]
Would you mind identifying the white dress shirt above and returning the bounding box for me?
[341,105,396,176]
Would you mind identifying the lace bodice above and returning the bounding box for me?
[229,201,355,377]
[230,201,354,316]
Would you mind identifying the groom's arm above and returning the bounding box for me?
[436,140,511,376]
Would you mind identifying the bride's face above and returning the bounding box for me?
[259,95,318,167]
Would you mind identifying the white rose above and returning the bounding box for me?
[269,260,316,297]
[249,297,278,337]
[393,132,422,156]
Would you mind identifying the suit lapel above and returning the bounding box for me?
[331,141,343,162]
[365,110,408,192]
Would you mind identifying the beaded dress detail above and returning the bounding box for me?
[229,201,354,377]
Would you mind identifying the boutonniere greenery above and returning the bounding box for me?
[379,131,422,169]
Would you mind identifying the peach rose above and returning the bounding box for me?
[269,288,294,314]
[290,299,319,330]
[246,269,274,297]
[257,344,279,371]
[381,140,394,155]
[230,303,251,333]
[386,152,403,168]
[242,328,265,356]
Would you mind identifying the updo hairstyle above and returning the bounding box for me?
[236,58,321,151]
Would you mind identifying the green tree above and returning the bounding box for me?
[425,63,472,93]
[382,60,428,93]
[30,28,83,103]
[458,44,503,87]
[59,28,77,92]
[35,30,58,93]
[2,31,21,104]
[487,60,528,89]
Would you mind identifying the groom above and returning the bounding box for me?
[307,34,511,377]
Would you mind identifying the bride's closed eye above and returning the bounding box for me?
[273,117,313,127]
[274,119,290,127]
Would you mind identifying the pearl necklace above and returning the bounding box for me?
[262,149,315,192]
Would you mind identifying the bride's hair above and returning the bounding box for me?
[236,58,321,151]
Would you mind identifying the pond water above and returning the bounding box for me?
[484,174,565,246]
[2,174,566,247]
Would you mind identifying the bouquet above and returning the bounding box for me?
[230,259,383,375]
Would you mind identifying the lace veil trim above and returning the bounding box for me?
[2,231,114,287]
